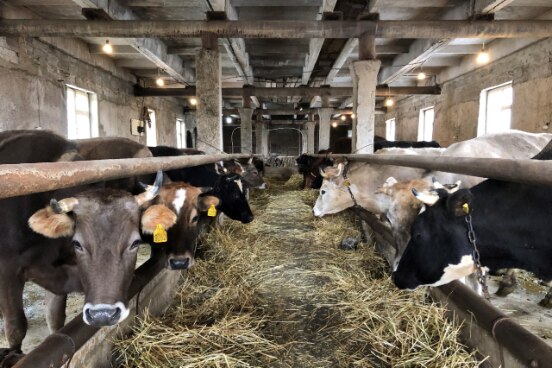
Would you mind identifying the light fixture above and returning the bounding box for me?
[156,69,165,87]
[225,116,233,124]
[102,40,113,54]
[331,122,338,128]
[340,115,347,121]
[351,113,356,119]
[476,42,490,65]
[299,107,303,111]
[384,85,394,107]
[189,97,198,106]
[417,71,427,81]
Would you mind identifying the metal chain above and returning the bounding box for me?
[341,161,360,208]
[465,214,491,300]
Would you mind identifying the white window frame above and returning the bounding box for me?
[385,118,396,141]
[146,108,157,146]
[66,85,98,139]
[477,81,513,136]
[176,118,186,148]
[418,107,434,141]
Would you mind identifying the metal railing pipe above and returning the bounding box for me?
[13,256,166,368]
[311,154,552,187]
[0,153,250,199]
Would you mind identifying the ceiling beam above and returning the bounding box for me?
[71,0,193,85]
[223,107,385,115]
[135,85,441,97]
[2,20,552,39]
[475,0,517,14]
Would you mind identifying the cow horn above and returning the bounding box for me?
[335,163,344,177]
[135,170,163,205]
[411,188,440,206]
[319,167,328,178]
[50,197,79,214]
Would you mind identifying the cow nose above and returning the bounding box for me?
[169,257,191,270]
[243,213,254,223]
[84,305,122,327]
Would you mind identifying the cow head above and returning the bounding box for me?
[313,163,355,216]
[145,182,220,270]
[211,173,254,223]
[28,172,174,327]
[240,157,266,189]
[392,187,476,290]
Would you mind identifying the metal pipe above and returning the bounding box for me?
[13,256,166,368]
[310,154,552,187]
[432,281,552,366]
[0,154,249,199]
[1,20,552,39]
[136,86,441,97]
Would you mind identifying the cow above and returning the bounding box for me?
[392,170,552,307]
[149,146,254,224]
[375,131,552,291]
[0,131,171,367]
[297,140,442,190]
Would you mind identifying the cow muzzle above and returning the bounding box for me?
[83,302,129,327]
[168,255,194,270]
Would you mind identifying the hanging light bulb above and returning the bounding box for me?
[476,42,490,65]
[225,116,233,124]
[189,97,198,106]
[102,40,113,54]
[340,115,347,121]
[156,78,165,86]
[351,113,356,119]
[417,71,427,81]
[384,97,395,107]
[331,122,338,128]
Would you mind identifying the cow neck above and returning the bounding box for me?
[341,162,360,209]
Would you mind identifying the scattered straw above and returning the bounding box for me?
[114,175,483,367]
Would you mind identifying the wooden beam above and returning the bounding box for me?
[1,20,552,39]
[135,85,441,97]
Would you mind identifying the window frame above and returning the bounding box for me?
[66,84,98,139]
[176,118,186,149]
[385,118,396,141]
[418,106,434,141]
[477,81,513,136]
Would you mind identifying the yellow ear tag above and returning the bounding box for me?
[343,180,351,187]
[153,224,168,243]
[207,204,217,217]
[462,203,470,214]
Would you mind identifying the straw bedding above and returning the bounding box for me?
[113,175,483,367]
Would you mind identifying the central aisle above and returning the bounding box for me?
[114,177,480,367]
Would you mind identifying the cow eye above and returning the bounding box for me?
[321,190,326,195]
[72,240,83,252]
[130,239,142,250]
[191,215,199,223]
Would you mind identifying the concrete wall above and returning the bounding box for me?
[378,38,552,147]
[0,35,186,146]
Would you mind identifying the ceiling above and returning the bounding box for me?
[2,0,552,113]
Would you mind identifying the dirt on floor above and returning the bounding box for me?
[113,176,482,367]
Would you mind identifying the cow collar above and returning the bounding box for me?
[465,213,491,300]
[341,161,360,209]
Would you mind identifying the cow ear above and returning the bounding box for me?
[28,206,75,238]
[446,189,473,217]
[248,157,253,165]
[198,195,220,212]
[141,204,177,234]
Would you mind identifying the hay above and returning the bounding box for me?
[114,175,483,367]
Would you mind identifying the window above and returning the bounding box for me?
[418,107,434,141]
[66,85,98,139]
[478,82,513,136]
[146,108,157,146]
[385,118,396,141]
[176,118,186,148]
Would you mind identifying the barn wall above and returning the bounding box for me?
[0,35,185,146]
[379,38,552,147]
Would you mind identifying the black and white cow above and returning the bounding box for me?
[393,142,552,307]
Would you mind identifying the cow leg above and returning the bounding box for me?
[538,282,552,308]
[45,291,67,332]
[495,268,518,297]
[0,275,26,367]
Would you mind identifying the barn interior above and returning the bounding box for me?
[0,0,552,367]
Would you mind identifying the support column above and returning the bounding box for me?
[301,127,308,154]
[255,120,269,156]
[238,107,253,154]
[305,115,316,154]
[195,34,222,153]
[350,32,380,154]
[317,108,333,151]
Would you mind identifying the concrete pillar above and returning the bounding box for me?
[318,108,333,151]
[238,108,253,154]
[255,121,269,156]
[350,59,381,154]
[195,35,222,153]
[301,128,308,154]
[305,118,316,154]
